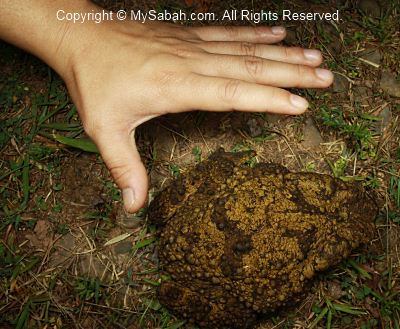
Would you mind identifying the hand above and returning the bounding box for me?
[59,8,333,213]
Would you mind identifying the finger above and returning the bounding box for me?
[94,128,148,213]
[179,73,309,114]
[150,21,201,40]
[199,42,323,67]
[190,25,287,43]
[192,53,333,88]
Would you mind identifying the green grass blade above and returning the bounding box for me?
[0,163,29,182]
[132,237,157,251]
[21,155,30,208]
[332,303,367,315]
[326,309,332,329]
[39,122,82,131]
[308,307,329,329]
[142,278,160,286]
[49,133,99,153]
[95,277,100,304]
[394,315,399,329]
[11,258,36,281]
[15,301,30,329]
[38,100,69,125]
[348,259,372,279]
[360,113,381,121]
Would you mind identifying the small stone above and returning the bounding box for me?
[117,211,144,229]
[328,38,342,54]
[246,118,263,137]
[78,254,107,278]
[353,86,370,99]
[332,73,349,93]
[379,107,392,130]
[284,29,297,45]
[380,71,400,98]
[335,0,350,7]
[358,0,381,17]
[265,113,281,124]
[321,23,342,53]
[114,240,132,254]
[326,281,346,300]
[365,80,374,88]
[353,86,371,106]
[302,118,323,147]
[360,49,381,66]
[25,220,53,249]
[374,107,392,133]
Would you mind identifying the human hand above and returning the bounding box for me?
[59,7,333,213]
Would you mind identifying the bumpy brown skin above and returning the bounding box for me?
[148,148,378,329]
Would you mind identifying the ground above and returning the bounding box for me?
[0,0,399,328]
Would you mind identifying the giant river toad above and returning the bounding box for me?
[148,148,377,328]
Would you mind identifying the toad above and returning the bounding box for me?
[148,148,377,329]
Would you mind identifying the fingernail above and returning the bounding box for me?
[122,188,135,211]
[271,26,285,35]
[290,94,309,110]
[315,68,334,81]
[304,49,321,62]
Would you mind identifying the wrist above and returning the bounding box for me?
[0,0,102,80]
[40,1,101,81]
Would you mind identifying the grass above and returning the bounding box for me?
[1,0,400,328]
[308,256,400,329]
[316,103,384,159]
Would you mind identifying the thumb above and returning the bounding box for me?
[94,128,148,213]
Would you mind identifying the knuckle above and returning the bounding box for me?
[294,65,304,87]
[291,64,312,88]
[172,46,199,59]
[295,64,308,79]
[108,162,132,184]
[152,69,190,105]
[81,109,116,140]
[219,79,241,102]
[269,87,282,102]
[244,56,264,80]
[284,47,302,60]
[224,26,239,39]
[240,42,257,57]
[153,69,178,96]
[253,26,269,37]
[291,47,304,57]
[283,47,290,60]
[157,69,177,85]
